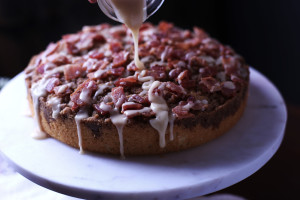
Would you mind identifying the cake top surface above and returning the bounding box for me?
[25,22,249,121]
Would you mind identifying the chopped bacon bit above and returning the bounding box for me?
[70,80,97,110]
[169,68,184,79]
[93,104,110,116]
[89,51,104,60]
[107,67,125,76]
[193,27,209,41]
[121,102,143,113]
[199,77,221,93]
[112,51,129,68]
[109,42,123,53]
[168,49,185,60]
[148,65,167,80]
[111,87,126,108]
[177,70,196,89]
[199,66,218,78]
[44,43,59,57]
[127,61,139,71]
[92,33,106,44]
[36,64,45,74]
[66,42,80,55]
[165,82,186,96]
[140,22,153,31]
[158,21,174,32]
[128,94,150,106]
[47,54,69,65]
[221,81,236,97]
[46,78,60,93]
[172,104,194,119]
[115,76,137,87]
[64,64,85,81]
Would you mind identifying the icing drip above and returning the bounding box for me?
[47,97,61,119]
[148,81,169,148]
[31,128,47,139]
[110,108,128,159]
[93,82,114,99]
[110,0,146,70]
[168,113,175,141]
[31,66,64,137]
[75,109,89,154]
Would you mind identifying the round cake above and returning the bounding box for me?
[25,22,249,157]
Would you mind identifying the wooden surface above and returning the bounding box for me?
[215,104,299,199]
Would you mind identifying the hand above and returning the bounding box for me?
[88,0,97,3]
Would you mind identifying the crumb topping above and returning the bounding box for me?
[25,22,249,120]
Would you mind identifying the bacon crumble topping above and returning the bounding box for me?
[25,22,249,120]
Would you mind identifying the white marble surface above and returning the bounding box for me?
[0,68,286,200]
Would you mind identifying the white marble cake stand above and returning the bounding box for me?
[0,68,287,200]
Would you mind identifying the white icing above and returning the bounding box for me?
[110,108,128,159]
[123,107,151,117]
[110,0,146,70]
[31,127,47,139]
[99,102,111,112]
[160,46,169,62]
[31,66,65,135]
[94,69,107,78]
[148,81,169,148]
[47,97,61,119]
[93,82,114,99]
[223,81,236,90]
[168,113,175,141]
[74,109,89,154]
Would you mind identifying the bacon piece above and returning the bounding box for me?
[36,64,45,74]
[112,51,129,68]
[121,102,143,113]
[89,51,104,60]
[148,65,167,80]
[46,78,60,93]
[169,68,184,79]
[64,64,85,81]
[115,76,138,87]
[66,42,80,55]
[172,103,194,119]
[128,94,150,106]
[109,42,123,53]
[193,27,209,42]
[177,70,196,89]
[221,81,236,97]
[111,87,126,108]
[47,54,69,65]
[165,82,186,96]
[200,38,220,58]
[199,66,218,78]
[199,77,221,93]
[158,21,174,32]
[44,43,59,57]
[70,80,97,110]
[107,67,125,77]
[126,61,139,71]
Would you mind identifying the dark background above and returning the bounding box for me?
[0,0,298,199]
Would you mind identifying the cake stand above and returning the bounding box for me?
[0,68,287,200]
